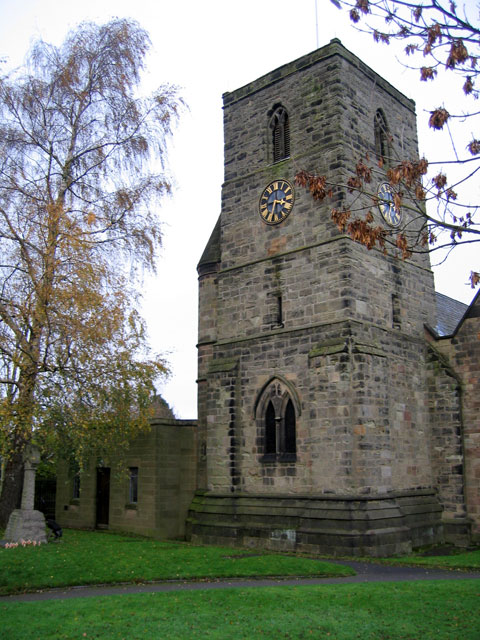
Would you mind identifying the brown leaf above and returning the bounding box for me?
[415,184,426,200]
[417,158,429,175]
[347,176,362,193]
[446,40,468,69]
[396,233,412,260]
[426,24,442,48]
[350,8,360,23]
[355,160,372,183]
[467,139,480,155]
[295,171,328,201]
[331,208,351,232]
[432,173,447,190]
[463,77,473,94]
[356,0,369,14]
[420,67,437,81]
[429,108,449,130]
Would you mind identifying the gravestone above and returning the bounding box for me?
[4,444,47,544]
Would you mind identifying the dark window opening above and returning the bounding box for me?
[392,294,401,329]
[260,390,297,462]
[72,474,80,500]
[270,106,290,163]
[129,467,138,504]
[284,399,296,454]
[265,401,277,456]
[276,295,284,328]
[374,109,391,167]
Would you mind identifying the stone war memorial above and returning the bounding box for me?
[55,39,479,557]
[4,445,47,545]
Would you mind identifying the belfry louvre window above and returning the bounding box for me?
[374,109,391,166]
[256,378,298,462]
[269,106,290,163]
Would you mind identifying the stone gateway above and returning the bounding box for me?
[188,39,479,556]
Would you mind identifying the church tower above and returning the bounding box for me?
[189,39,449,556]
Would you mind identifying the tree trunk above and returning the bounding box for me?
[0,361,39,530]
[0,453,24,529]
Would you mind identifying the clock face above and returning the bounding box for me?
[377,182,402,227]
[259,180,294,225]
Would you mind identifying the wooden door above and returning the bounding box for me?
[96,467,110,528]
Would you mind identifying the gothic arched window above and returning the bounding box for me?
[255,378,298,462]
[374,109,391,166]
[269,106,290,163]
[265,401,277,455]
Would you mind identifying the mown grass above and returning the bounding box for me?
[1,579,479,639]
[387,548,480,571]
[0,529,353,595]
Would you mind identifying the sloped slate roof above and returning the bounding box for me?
[197,215,221,271]
[151,395,175,419]
[435,291,469,337]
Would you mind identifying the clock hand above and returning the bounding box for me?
[270,199,277,219]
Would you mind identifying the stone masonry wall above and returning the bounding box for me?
[198,39,438,504]
[431,296,480,539]
[56,460,96,529]
[426,344,466,526]
[204,317,434,496]
[56,419,197,539]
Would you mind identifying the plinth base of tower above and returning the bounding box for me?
[442,517,473,548]
[186,489,444,557]
[4,509,48,544]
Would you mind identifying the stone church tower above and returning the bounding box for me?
[189,39,475,555]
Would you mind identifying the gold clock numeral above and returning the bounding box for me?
[267,211,276,223]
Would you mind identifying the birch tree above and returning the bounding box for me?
[0,19,181,526]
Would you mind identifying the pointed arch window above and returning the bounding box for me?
[256,378,298,462]
[374,109,391,167]
[269,106,290,163]
[265,401,277,455]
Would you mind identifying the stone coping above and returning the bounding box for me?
[194,488,438,502]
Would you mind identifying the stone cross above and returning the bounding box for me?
[21,444,41,510]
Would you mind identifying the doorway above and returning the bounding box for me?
[96,467,110,528]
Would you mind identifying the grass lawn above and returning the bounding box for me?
[386,548,480,571]
[0,529,353,595]
[1,531,479,639]
[1,579,479,639]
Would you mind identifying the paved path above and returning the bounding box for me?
[3,561,480,603]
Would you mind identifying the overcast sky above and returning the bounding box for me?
[1,0,478,418]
